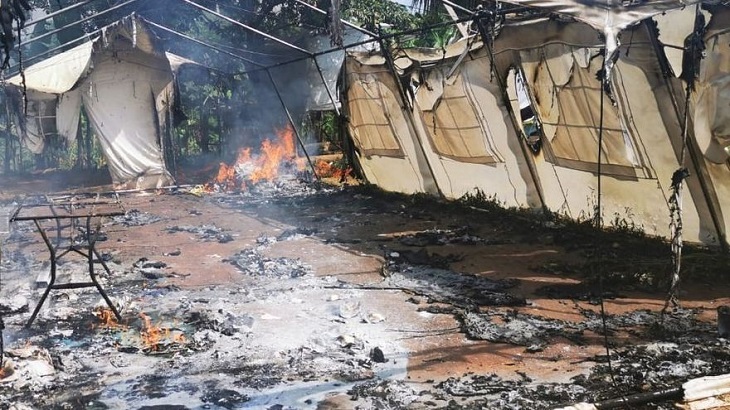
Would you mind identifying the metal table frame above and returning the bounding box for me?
[10,193,125,327]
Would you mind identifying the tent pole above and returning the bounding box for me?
[312,58,341,116]
[84,108,93,169]
[338,59,364,180]
[265,69,319,180]
[24,0,99,29]
[18,0,141,51]
[442,0,474,15]
[3,95,11,174]
[168,84,178,180]
[7,12,144,75]
[75,114,83,169]
[473,12,547,212]
[378,33,443,197]
[178,0,311,56]
[238,16,474,76]
[143,19,264,68]
[643,20,727,251]
[311,57,345,172]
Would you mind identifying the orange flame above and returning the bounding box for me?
[139,312,165,351]
[94,307,124,329]
[314,159,352,181]
[138,312,186,352]
[208,125,300,191]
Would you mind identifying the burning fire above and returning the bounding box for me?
[139,312,186,352]
[314,159,352,181]
[0,362,8,380]
[94,309,186,353]
[209,125,301,191]
[94,307,124,329]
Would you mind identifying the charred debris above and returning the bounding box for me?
[0,177,728,409]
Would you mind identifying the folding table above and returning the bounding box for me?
[10,193,125,327]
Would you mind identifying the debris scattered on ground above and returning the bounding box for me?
[382,263,525,309]
[225,248,312,278]
[0,180,728,409]
[167,224,234,243]
[111,209,163,227]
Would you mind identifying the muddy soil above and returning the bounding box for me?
[0,172,728,410]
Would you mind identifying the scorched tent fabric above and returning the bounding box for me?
[343,3,730,246]
[690,7,730,245]
[6,16,175,189]
[494,18,712,243]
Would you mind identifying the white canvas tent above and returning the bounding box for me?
[343,2,730,247]
[6,15,176,190]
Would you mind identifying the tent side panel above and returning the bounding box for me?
[691,8,730,246]
[504,20,710,242]
[344,56,438,195]
[411,50,539,207]
[80,53,174,189]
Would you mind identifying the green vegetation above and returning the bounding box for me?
[1,0,461,176]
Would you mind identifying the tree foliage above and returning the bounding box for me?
[1,0,31,67]
[3,0,462,170]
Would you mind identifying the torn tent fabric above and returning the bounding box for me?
[5,15,178,189]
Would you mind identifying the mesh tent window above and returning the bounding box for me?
[420,67,501,165]
[346,72,404,158]
[525,45,654,179]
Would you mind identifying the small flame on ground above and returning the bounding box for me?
[139,312,185,352]
[208,125,301,191]
[94,307,124,329]
[314,159,352,181]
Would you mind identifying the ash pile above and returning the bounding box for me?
[0,185,729,410]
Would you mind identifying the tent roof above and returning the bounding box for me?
[6,15,167,95]
[499,0,708,32]
[7,41,93,94]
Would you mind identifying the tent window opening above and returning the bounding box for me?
[346,75,404,158]
[514,69,542,154]
[421,71,500,164]
[530,48,652,178]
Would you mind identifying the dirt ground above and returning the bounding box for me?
[0,169,729,409]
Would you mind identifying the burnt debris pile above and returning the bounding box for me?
[111,209,163,227]
[0,184,728,409]
[167,224,235,243]
[225,248,312,278]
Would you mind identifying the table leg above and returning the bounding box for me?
[87,217,121,321]
[26,220,57,328]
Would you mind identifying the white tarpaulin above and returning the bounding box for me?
[498,0,707,75]
[6,41,92,94]
[6,15,175,189]
[306,28,376,111]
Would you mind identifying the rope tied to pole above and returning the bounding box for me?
[663,167,690,314]
[663,4,705,313]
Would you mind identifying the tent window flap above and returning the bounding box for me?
[420,69,500,165]
[526,46,653,179]
[346,72,404,158]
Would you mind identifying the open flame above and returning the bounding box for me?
[314,159,352,181]
[94,307,124,329]
[0,362,9,380]
[209,125,301,191]
[139,312,186,352]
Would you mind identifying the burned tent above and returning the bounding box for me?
[342,1,730,247]
[5,15,176,190]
